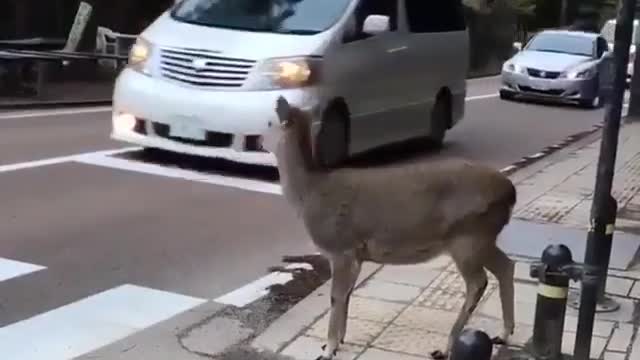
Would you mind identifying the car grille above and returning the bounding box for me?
[519,86,564,96]
[159,47,256,88]
[527,68,561,79]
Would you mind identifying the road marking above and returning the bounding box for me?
[0,147,141,174]
[0,258,46,282]
[0,284,206,360]
[0,106,112,120]
[75,153,283,195]
[466,93,499,101]
[214,263,313,308]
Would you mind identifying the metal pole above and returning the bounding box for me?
[573,0,636,359]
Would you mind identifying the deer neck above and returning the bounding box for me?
[275,135,320,210]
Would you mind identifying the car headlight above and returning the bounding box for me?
[127,37,153,76]
[564,67,595,79]
[244,56,322,91]
[503,62,526,74]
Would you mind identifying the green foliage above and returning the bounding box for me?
[508,0,537,15]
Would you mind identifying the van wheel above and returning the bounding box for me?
[428,97,449,148]
[315,105,349,169]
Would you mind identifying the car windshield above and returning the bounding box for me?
[171,0,351,35]
[526,33,595,57]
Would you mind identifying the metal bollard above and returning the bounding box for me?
[528,244,583,360]
[450,328,493,360]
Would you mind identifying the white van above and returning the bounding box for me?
[600,18,639,85]
[111,0,469,167]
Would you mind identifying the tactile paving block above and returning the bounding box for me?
[372,325,449,357]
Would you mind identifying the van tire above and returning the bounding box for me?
[428,96,449,148]
[315,104,350,169]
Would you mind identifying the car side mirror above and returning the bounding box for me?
[363,15,390,36]
[513,41,523,52]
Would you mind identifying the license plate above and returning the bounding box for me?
[530,79,551,91]
[169,116,206,141]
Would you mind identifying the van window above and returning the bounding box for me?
[171,0,352,35]
[343,0,398,43]
[405,0,466,33]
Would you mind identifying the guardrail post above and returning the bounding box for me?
[450,328,493,360]
[527,244,583,360]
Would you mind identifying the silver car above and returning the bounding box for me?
[500,30,610,108]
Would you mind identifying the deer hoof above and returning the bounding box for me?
[430,350,448,360]
[492,336,506,345]
[317,344,337,360]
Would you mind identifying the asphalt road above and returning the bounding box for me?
[0,76,612,358]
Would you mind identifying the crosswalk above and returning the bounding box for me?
[0,257,207,360]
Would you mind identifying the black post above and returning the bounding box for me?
[528,244,581,360]
[573,0,637,359]
[450,328,493,360]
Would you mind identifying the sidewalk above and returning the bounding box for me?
[250,121,640,360]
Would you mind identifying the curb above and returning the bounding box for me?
[0,99,112,111]
[250,262,383,355]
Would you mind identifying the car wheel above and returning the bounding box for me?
[500,89,516,101]
[579,96,602,109]
[315,105,349,169]
[428,96,450,148]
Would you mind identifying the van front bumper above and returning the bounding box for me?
[111,69,320,166]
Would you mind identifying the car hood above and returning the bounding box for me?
[512,50,594,72]
[142,12,333,60]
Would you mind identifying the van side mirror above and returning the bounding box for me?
[363,15,390,36]
[513,42,523,52]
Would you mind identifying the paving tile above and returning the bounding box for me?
[347,296,406,324]
[393,307,458,334]
[603,351,627,360]
[561,333,608,359]
[357,348,427,360]
[607,323,634,352]
[372,265,441,288]
[281,336,362,360]
[372,325,448,357]
[631,329,640,360]
[514,261,535,282]
[354,280,422,304]
[563,316,614,338]
[604,277,635,297]
[478,287,536,326]
[306,314,386,346]
[630,281,640,299]
[415,270,497,312]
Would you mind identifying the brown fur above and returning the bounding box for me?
[268,96,516,360]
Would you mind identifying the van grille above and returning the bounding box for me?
[159,47,256,88]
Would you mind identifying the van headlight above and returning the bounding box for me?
[127,37,153,75]
[245,56,322,90]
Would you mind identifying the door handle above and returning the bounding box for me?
[387,46,408,53]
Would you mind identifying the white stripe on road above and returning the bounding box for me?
[0,106,112,120]
[214,263,313,308]
[0,147,141,174]
[0,284,206,360]
[75,153,283,195]
[466,93,499,101]
[0,258,46,282]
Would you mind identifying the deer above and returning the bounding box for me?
[261,96,516,360]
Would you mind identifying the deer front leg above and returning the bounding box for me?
[317,254,361,360]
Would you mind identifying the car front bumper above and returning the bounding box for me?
[501,70,599,102]
[111,68,321,166]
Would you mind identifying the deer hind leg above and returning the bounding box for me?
[431,249,488,360]
[317,253,362,360]
[484,245,515,344]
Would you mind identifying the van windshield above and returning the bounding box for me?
[171,0,351,35]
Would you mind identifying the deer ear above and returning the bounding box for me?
[276,96,291,125]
